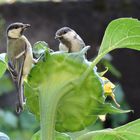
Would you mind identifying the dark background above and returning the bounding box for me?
[0,0,140,122]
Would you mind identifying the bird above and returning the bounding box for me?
[6,22,33,113]
[55,27,85,53]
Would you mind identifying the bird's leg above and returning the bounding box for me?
[15,51,25,59]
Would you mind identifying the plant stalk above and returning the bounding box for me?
[39,86,56,140]
[39,82,73,140]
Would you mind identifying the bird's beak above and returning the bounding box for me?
[23,24,31,29]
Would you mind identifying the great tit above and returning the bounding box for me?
[7,22,33,113]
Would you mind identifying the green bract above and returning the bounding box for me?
[77,119,140,140]
[31,131,72,140]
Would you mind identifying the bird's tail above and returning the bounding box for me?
[16,76,25,113]
[8,62,24,113]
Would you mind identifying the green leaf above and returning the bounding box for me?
[98,18,140,56]
[31,131,71,140]
[25,50,130,133]
[77,119,140,140]
[0,53,7,78]
[88,18,140,73]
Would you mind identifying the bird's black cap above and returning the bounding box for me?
[55,27,72,38]
[6,22,30,34]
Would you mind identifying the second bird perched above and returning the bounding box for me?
[6,22,34,113]
[55,27,86,53]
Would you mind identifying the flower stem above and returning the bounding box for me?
[39,82,73,140]
[39,86,56,140]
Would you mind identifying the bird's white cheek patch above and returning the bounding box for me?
[8,28,21,38]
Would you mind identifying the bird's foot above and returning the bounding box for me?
[15,102,25,113]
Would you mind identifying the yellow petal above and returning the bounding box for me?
[104,82,114,93]
[102,77,120,107]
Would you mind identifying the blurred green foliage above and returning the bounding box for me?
[0,74,14,95]
[0,109,39,140]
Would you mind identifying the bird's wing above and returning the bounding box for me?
[8,38,27,112]
[77,35,85,48]
[8,38,27,86]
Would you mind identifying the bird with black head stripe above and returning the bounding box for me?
[7,22,33,113]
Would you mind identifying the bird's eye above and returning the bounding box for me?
[63,30,67,34]
[15,26,18,29]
